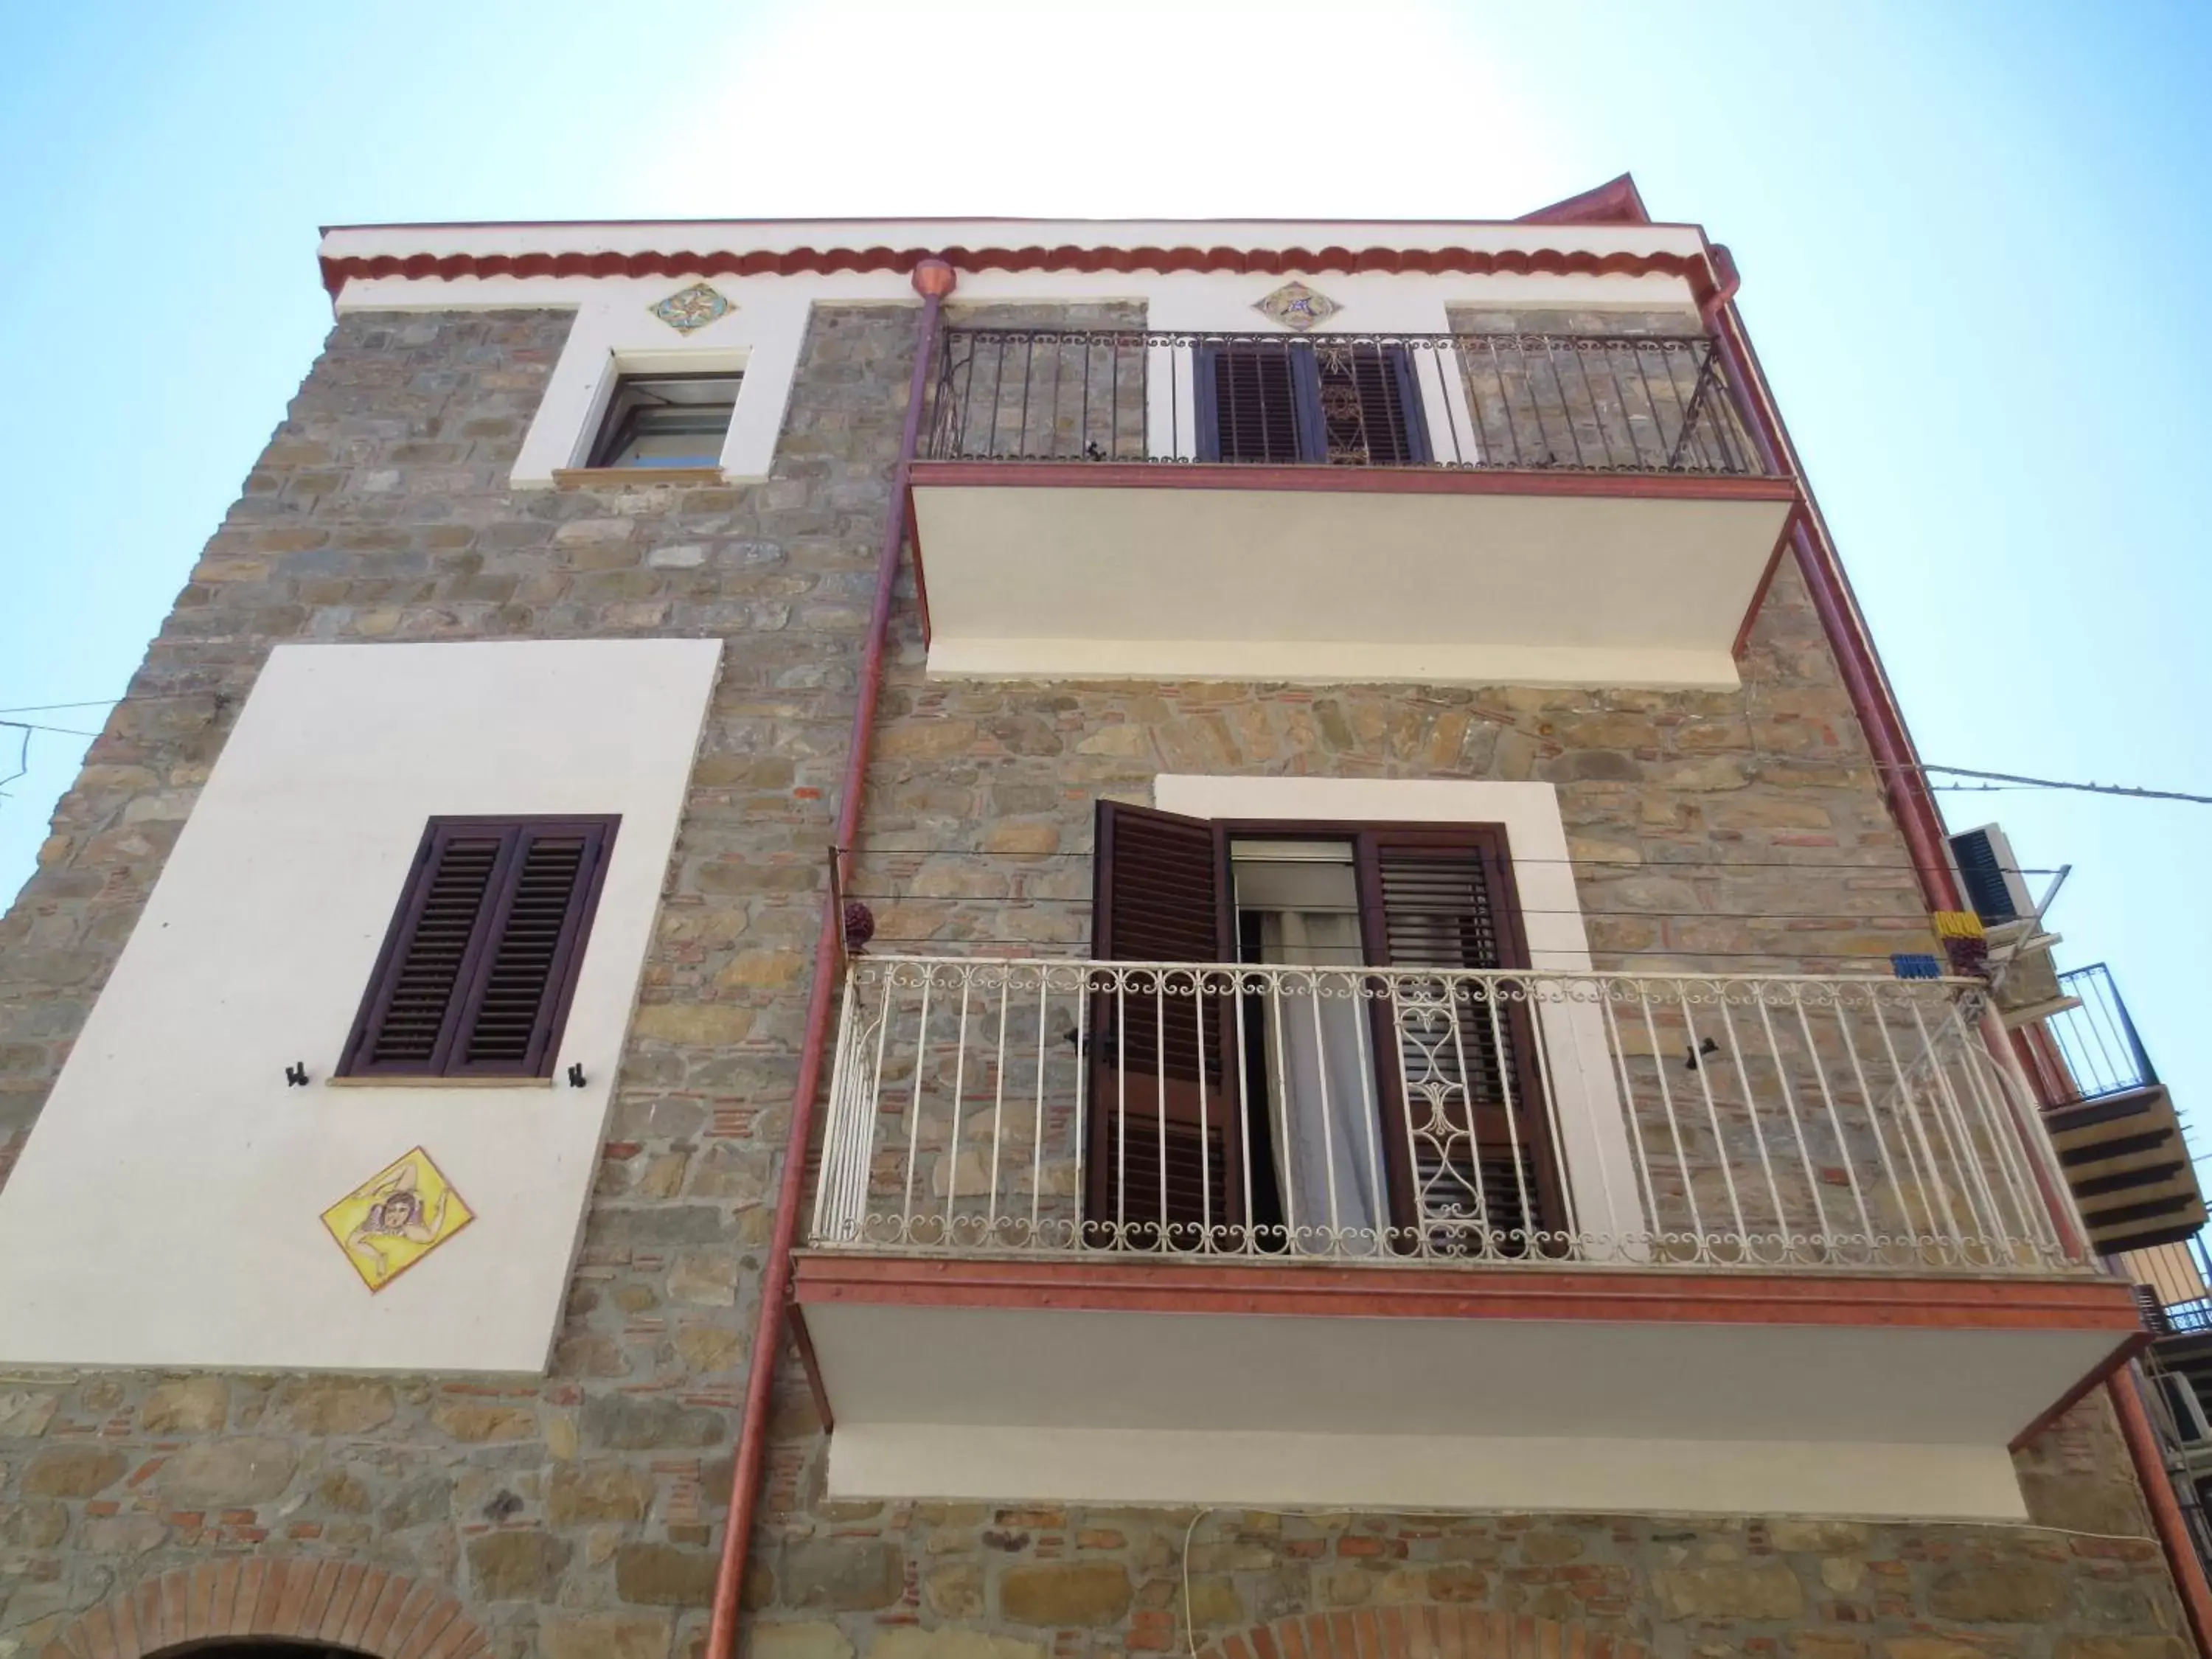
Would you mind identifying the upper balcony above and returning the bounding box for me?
[793,955,2143,1521]
[906,327,1801,687]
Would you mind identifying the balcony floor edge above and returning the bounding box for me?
[793,1249,2139,1334]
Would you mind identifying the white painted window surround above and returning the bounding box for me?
[1150,774,1646,1248]
[0,639,721,1374]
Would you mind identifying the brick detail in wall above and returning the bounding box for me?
[41,1559,487,1659]
[1197,1608,1648,1659]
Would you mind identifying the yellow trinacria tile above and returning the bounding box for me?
[321,1146,476,1293]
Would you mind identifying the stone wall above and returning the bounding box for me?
[0,300,924,1658]
[0,297,2187,1659]
[743,1399,2189,1659]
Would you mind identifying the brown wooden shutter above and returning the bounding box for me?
[1088,801,1239,1247]
[339,815,619,1080]
[1354,826,1559,1248]
[1196,344,1312,464]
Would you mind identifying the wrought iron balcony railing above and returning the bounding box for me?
[813,956,2083,1274]
[2049,962,2159,1102]
[923,328,1769,476]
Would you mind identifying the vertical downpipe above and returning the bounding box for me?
[705,256,957,1659]
[1703,251,2212,1657]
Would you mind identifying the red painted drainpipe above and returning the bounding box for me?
[704,255,957,1659]
[1704,253,2212,1657]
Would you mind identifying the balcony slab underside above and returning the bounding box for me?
[908,464,1798,689]
[795,1254,2143,1521]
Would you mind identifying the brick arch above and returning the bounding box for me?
[41,1560,489,1659]
[1194,1607,1649,1659]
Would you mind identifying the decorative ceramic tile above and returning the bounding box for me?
[650,282,734,333]
[321,1146,475,1293]
[1253,281,1341,332]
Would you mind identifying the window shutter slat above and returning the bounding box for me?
[1088,801,1239,1247]
[338,815,619,1081]
[1202,345,1307,465]
[1358,827,1551,1250]
[342,827,515,1076]
[1094,801,1225,966]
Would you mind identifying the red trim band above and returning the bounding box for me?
[321,245,1719,302]
[909,458,1799,504]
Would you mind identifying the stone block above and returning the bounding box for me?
[615,1542,721,1605]
[782,1539,906,1611]
[2056,1643,2190,1659]
[431,1399,540,1442]
[380,1474,452,1531]
[1927,1562,2067,1623]
[545,1613,677,1659]
[582,1392,728,1450]
[549,1460,655,1525]
[1881,1642,1993,1659]
[1000,1561,1134,1627]
[1770,1519,1870,1553]
[0,1389,60,1437]
[470,1528,574,1601]
[139,1376,229,1433]
[1652,1561,1804,1620]
[22,1446,126,1497]
[925,1561,986,1619]
[750,1624,856,1659]
[1518,1530,1583,1564]
[156,1436,297,1505]
[82,1512,167,1554]
[269,1377,396,1434]
[866,1632,1046,1659]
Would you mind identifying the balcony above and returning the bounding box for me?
[2039,962,2207,1253]
[906,328,1801,687]
[793,957,2144,1520]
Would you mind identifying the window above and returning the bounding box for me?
[1194,341,1430,466]
[1087,801,1558,1251]
[585,372,741,470]
[338,816,619,1079]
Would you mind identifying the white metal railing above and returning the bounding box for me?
[811,956,2090,1274]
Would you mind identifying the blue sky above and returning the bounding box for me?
[4,1,2209,1134]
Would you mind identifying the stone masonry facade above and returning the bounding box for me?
[0,296,2190,1659]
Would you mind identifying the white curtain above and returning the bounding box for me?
[1259,911,1388,1251]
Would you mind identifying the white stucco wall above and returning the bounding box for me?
[0,638,721,1373]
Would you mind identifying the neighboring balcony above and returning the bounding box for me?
[2039,962,2206,1253]
[793,956,2144,1520]
[905,328,1801,688]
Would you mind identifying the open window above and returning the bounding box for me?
[338,815,619,1079]
[585,372,741,470]
[1086,801,1559,1253]
[1193,340,1430,466]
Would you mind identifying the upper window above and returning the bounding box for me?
[1194,341,1430,466]
[338,815,619,1079]
[585,372,740,470]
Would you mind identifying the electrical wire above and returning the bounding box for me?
[0,720,102,740]
[1909,763,2212,808]
[0,726,27,799]
[846,892,1947,924]
[854,849,2061,874]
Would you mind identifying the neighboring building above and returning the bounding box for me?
[1,178,2205,1659]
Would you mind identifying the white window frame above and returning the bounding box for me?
[1150,773,1647,1251]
